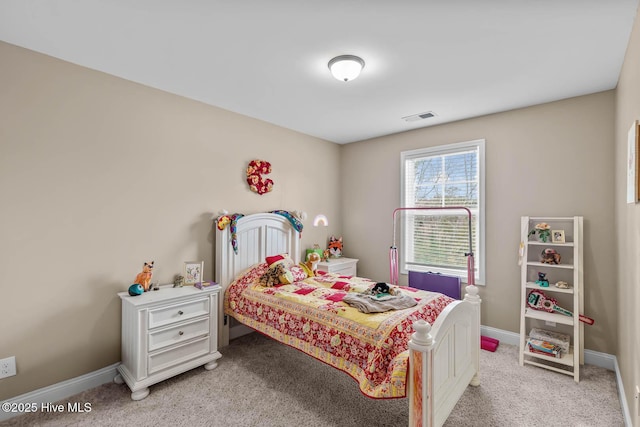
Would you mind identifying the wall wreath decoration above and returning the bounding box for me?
[246,159,273,195]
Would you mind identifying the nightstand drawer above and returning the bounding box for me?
[148,298,209,329]
[317,258,358,276]
[148,317,210,352]
[148,336,210,374]
[331,265,356,276]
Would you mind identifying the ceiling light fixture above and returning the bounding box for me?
[328,55,365,82]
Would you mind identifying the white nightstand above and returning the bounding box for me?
[114,285,222,400]
[317,257,358,276]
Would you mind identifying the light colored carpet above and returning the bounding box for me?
[1,332,623,427]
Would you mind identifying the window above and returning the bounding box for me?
[400,139,485,285]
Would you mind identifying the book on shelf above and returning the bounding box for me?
[194,281,218,290]
[527,339,563,358]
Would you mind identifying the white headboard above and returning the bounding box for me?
[215,213,301,346]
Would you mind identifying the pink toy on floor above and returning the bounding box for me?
[481,336,499,352]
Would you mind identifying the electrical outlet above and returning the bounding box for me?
[0,356,16,379]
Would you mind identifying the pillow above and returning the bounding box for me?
[265,253,294,268]
[290,265,308,282]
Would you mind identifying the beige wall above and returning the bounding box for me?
[341,92,617,354]
[2,15,638,410]
[0,41,341,400]
[615,5,640,423]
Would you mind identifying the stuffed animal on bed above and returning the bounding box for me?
[305,252,321,275]
[258,263,290,287]
[258,261,309,287]
[370,282,398,296]
[258,253,324,287]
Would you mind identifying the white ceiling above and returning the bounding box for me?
[0,1,638,144]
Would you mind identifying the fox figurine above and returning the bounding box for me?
[134,261,154,291]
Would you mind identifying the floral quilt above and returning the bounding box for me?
[224,263,454,399]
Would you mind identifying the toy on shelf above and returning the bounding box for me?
[527,290,594,325]
[535,272,549,287]
[527,339,563,358]
[529,328,570,354]
[540,248,561,264]
[134,261,154,292]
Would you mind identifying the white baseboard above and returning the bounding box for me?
[0,363,119,422]
[614,357,633,427]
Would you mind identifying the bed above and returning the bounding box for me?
[215,212,480,427]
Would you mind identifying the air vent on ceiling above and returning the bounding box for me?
[402,111,436,122]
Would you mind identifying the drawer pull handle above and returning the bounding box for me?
[179,331,184,336]
[178,310,184,315]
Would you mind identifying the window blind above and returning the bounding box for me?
[401,142,483,282]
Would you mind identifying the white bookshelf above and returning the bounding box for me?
[518,216,584,382]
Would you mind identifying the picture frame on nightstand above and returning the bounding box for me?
[183,261,204,285]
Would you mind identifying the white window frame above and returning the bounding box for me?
[400,139,486,285]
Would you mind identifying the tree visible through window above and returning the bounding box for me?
[401,140,485,284]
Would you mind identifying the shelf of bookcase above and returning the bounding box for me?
[523,308,574,325]
[526,261,573,270]
[523,338,574,367]
[525,282,574,294]
[527,241,574,247]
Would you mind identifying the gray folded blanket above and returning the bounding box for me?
[342,293,418,313]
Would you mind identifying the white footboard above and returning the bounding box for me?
[409,285,481,427]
